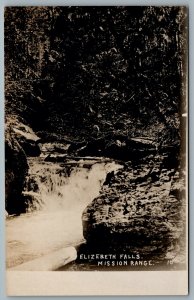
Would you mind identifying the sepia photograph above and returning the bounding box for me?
[4,5,188,295]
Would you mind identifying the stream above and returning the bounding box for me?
[6,144,186,271]
[6,154,122,269]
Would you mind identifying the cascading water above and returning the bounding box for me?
[25,158,120,213]
[6,155,122,268]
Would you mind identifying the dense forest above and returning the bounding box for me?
[5,6,187,146]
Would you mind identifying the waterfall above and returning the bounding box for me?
[25,158,121,212]
[6,156,122,268]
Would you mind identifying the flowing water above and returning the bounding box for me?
[6,156,121,268]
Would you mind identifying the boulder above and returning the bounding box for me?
[103,137,157,161]
[82,158,185,261]
[12,123,41,157]
[5,125,29,215]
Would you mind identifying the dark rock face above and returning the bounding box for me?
[5,119,42,214]
[104,137,157,161]
[5,126,29,214]
[82,154,186,262]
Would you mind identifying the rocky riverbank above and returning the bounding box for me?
[81,152,186,268]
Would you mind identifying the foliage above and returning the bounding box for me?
[4,6,187,145]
